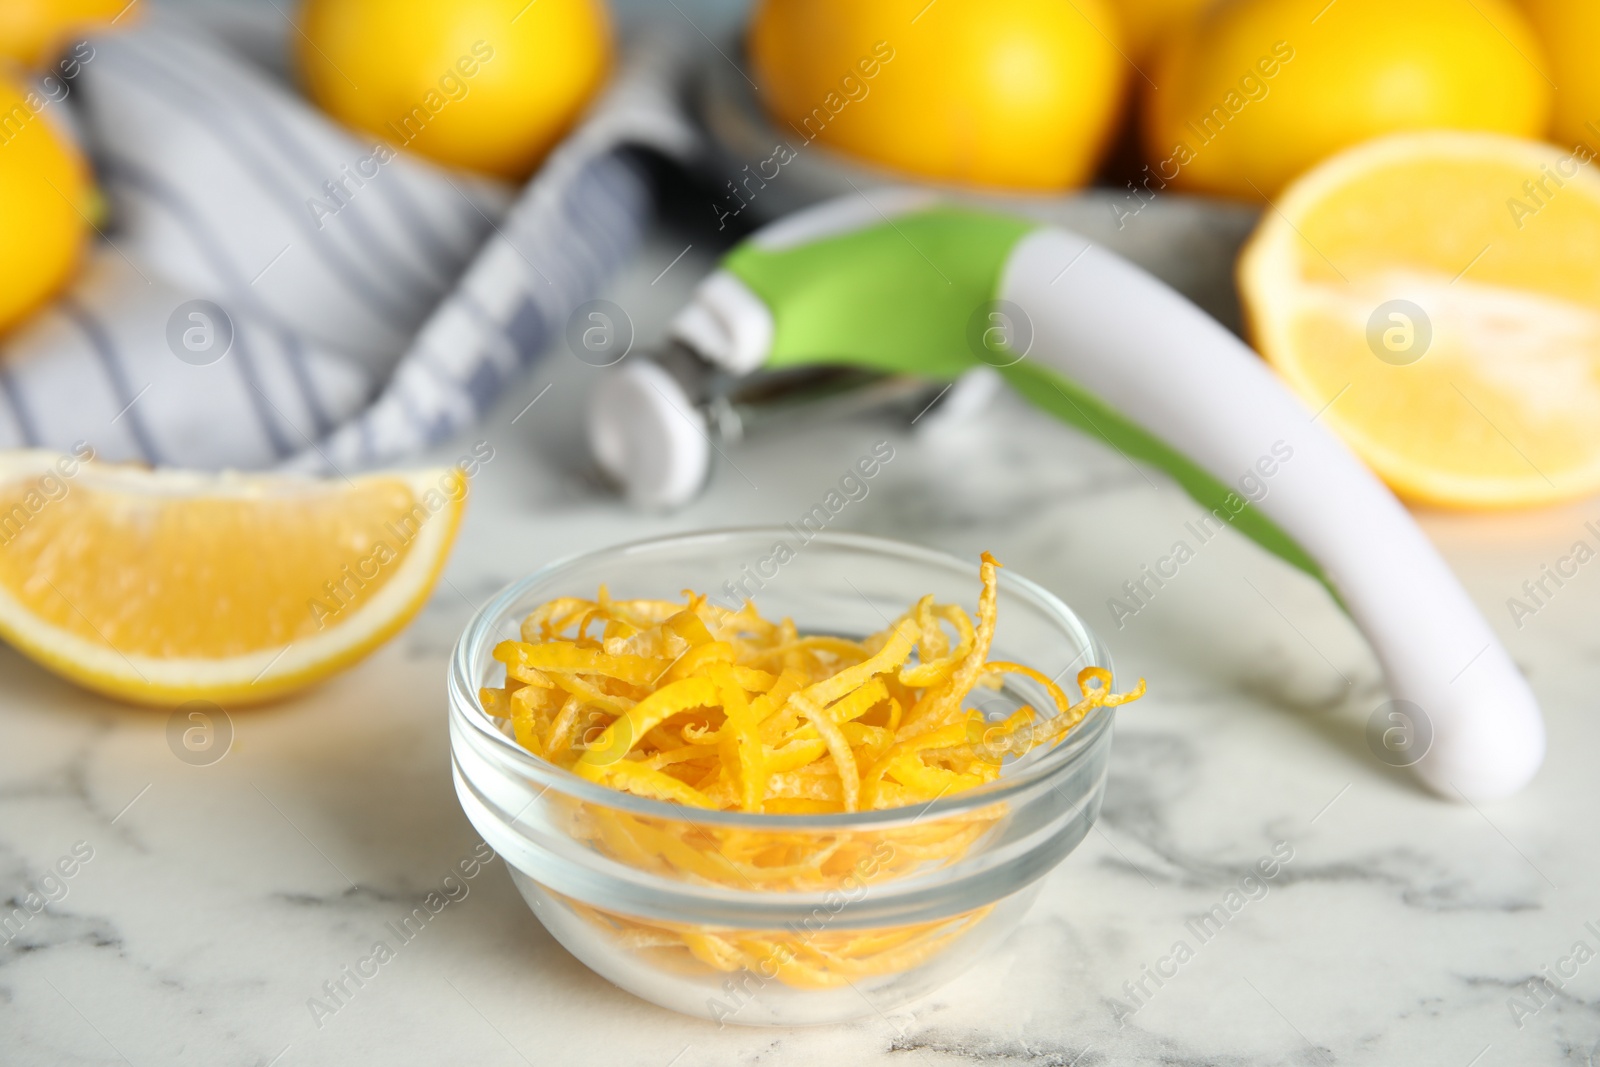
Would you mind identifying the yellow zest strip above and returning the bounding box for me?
[509,685,550,752]
[899,603,975,687]
[666,609,716,647]
[914,595,945,658]
[661,641,735,685]
[680,722,721,745]
[884,754,985,797]
[577,676,720,770]
[543,694,584,761]
[796,700,862,811]
[683,931,743,971]
[980,661,1075,716]
[793,620,916,710]
[713,664,765,813]
[754,668,807,722]
[969,705,1038,762]
[727,666,778,693]
[601,595,687,630]
[765,772,843,802]
[539,670,634,716]
[897,553,1000,738]
[840,721,890,751]
[492,641,661,687]
[764,737,830,774]
[590,760,719,808]
[639,745,715,771]
[1102,673,1148,707]
[518,597,597,641]
[862,720,972,808]
[982,662,1146,747]
[792,635,875,660]
[823,677,888,724]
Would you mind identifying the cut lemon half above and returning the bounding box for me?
[1240,131,1600,509]
[0,452,466,706]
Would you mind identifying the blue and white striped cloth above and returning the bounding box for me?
[0,14,697,472]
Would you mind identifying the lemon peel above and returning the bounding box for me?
[479,553,1145,989]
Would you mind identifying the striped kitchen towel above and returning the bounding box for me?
[0,12,698,472]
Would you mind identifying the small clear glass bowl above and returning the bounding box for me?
[448,529,1116,1026]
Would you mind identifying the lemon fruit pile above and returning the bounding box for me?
[748,0,1125,191]
[1240,132,1600,509]
[0,0,133,66]
[0,454,466,705]
[0,74,90,337]
[297,0,611,181]
[1143,0,1551,199]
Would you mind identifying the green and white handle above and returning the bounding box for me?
[590,192,1543,800]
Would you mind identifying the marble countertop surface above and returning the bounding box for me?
[4,215,1600,1067]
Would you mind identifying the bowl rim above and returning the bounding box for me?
[448,527,1119,830]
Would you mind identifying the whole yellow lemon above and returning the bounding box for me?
[0,75,90,335]
[296,0,612,181]
[748,0,1126,192]
[1141,0,1551,199]
[0,0,134,67]
[1518,0,1600,152]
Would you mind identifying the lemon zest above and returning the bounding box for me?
[480,553,1146,990]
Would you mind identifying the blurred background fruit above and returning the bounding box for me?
[748,0,1126,191]
[0,0,133,67]
[1142,0,1551,200]
[1240,131,1600,509]
[0,73,90,336]
[1115,0,1212,63]
[1518,0,1600,152]
[296,0,612,181]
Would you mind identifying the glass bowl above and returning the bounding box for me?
[448,529,1117,1025]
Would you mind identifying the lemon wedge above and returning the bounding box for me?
[0,452,465,704]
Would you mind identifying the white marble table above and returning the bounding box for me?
[4,221,1599,1067]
